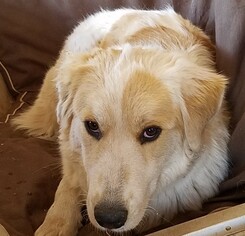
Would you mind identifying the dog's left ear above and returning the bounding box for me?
[180,72,227,152]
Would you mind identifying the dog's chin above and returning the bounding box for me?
[90,219,139,233]
[94,225,132,235]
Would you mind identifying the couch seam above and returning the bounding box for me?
[0,60,20,94]
[0,60,29,123]
[0,92,28,124]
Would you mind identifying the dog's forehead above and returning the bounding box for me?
[72,47,178,130]
[76,66,176,130]
[122,70,176,129]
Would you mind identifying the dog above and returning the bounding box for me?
[13,8,229,235]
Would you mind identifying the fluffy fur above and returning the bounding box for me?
[13,8,229,235]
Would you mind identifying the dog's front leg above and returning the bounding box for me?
[35,177,83,236]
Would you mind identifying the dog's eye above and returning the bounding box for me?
[84,120,102,140]
[140,126,162,144]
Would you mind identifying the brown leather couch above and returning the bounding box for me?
[0,0,245,235]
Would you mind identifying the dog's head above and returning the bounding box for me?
[56,45,227,232]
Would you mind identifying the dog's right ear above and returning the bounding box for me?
[55,74,72,128]
[55,52,95,129]
[55,47,116,128]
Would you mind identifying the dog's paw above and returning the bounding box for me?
[35,219,77,236]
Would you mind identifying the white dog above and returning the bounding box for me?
[13,8,229,235]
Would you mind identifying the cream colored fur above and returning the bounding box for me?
[13,8,229,235]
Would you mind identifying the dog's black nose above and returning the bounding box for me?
[94,202,128,229]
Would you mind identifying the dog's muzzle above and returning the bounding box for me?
[94,202,128,229]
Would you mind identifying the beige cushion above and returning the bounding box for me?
[0,224,10,236]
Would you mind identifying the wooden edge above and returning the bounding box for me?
[147,203,245,236]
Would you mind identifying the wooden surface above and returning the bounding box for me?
[148,204,245,236]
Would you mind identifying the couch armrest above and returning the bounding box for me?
[0,74,13,116]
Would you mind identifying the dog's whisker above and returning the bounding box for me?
[136,212,149,233]
[146,206,159,216]
[31,162,62,175]
[105,230,111,236]
[80,209,87,215]
[145,205,175,225]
